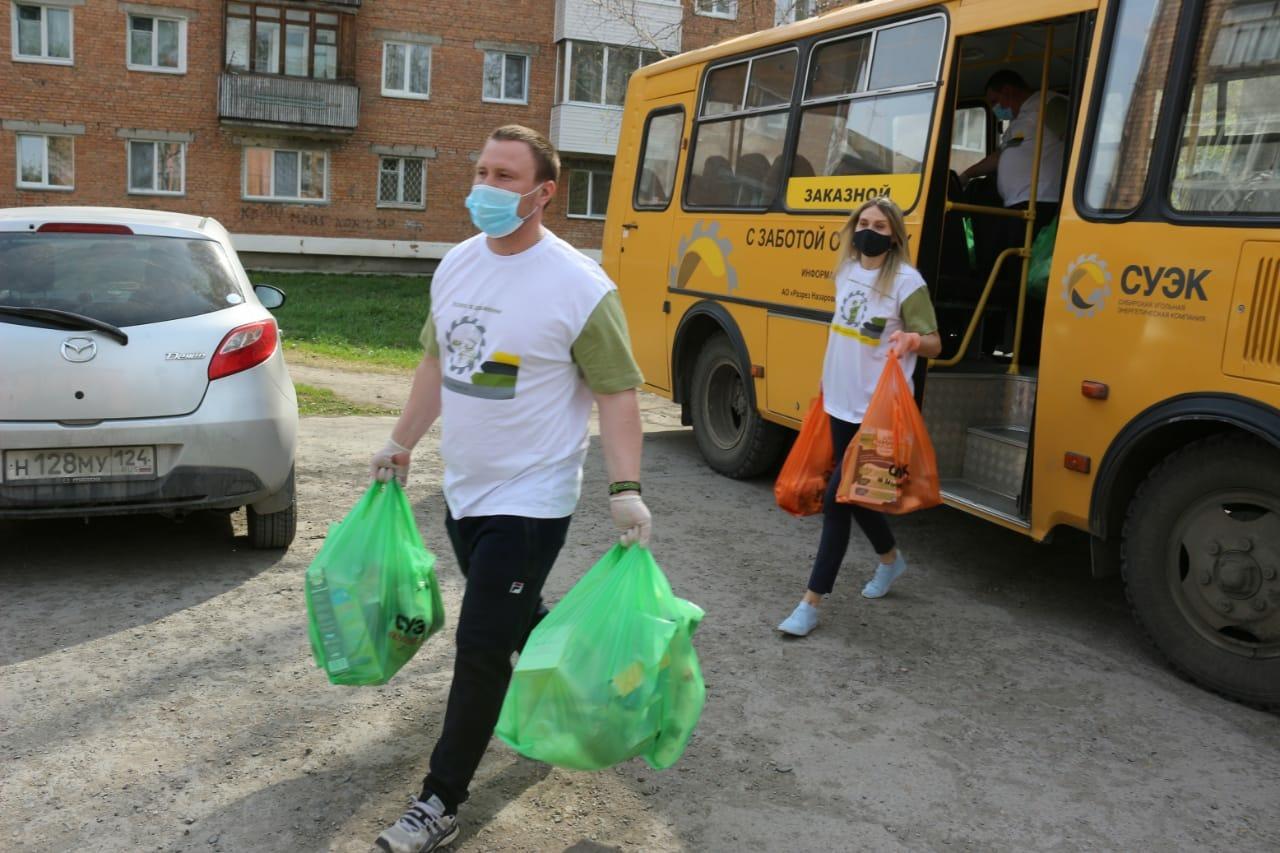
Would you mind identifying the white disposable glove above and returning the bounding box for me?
[610,493,652,548]
[370,437,412,485]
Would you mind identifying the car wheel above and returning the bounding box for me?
[689,334,788,479]
[248,467,297,550]
[1121,434,1280,708]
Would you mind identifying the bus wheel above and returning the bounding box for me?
[689,334,786,479]
[1122,434,1280,708]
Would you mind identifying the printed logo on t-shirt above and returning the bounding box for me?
[832,289,887,346]
[442,314,521,400]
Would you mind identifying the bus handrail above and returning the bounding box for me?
[1010,26,1055,376]
[944,201,1032,219]
[929,246,1027,369]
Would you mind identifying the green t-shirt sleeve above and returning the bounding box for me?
[901,286,938,335]
[571,291,644,394]
[419,303,440,358]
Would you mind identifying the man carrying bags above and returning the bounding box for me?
[369,124,649,853]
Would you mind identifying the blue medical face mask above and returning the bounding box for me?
[992,103,1014,122]
[465,182,544,238]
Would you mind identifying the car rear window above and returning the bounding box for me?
[0,233,245,327]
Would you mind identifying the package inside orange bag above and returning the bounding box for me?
[836,354,941,514]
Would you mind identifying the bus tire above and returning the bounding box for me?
[689,334,787,479]
[1121,434,1280,709]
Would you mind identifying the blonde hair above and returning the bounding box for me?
[834,197,910,296]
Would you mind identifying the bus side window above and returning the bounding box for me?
[791,16,944,210]
[634,109,684,210]
[688,48,798,209]
[1169,0,1280,216]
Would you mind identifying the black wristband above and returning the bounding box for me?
[609,480,641,496]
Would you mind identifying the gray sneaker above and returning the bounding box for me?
[373,795,458,853]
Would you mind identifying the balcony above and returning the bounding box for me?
[550,103,624,157]
[555,0,681,52]
[218,73,359,135]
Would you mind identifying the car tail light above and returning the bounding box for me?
[209,320,279,380]
[36,222,134,235]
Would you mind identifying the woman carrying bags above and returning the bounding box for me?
[778,197,941,638]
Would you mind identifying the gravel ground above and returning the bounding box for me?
[2,362,1277,853]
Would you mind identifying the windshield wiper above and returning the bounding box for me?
[0,305,129,345]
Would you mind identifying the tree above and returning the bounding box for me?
[574,0,859,58]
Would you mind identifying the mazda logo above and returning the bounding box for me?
[61,337,97,363]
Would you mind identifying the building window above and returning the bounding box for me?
[127,14,185,72]
[483,51,529,104]
[695,0,738,19]
[566,164,611,218]
[378,157,425,208]
[560,41,662,107]
[128,140,185,195]
[776,0,819,25]
[243,147,327,201]
[382,41,431,99]
[16,133,74,189]
[225,3,339,80]
[12,3,72,63]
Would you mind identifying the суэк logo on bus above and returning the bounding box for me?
[1061,253,1112,318]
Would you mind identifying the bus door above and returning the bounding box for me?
[615,100,688,391]
[920,13,1090,530]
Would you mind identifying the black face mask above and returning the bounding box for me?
[853,228,893,258]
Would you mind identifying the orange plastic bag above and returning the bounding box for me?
[836,354,941,514]
[774,393,834,517]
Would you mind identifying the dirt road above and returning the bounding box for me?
[2,364,1277,852]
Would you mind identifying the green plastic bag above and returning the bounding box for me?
[495,545,705,771]
[305,480,444,686]
[1027,216,1058,299]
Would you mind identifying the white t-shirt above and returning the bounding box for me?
[822,258,935,424]
[429,232,617,519]
[997,90,1067,207]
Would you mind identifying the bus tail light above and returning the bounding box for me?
[1064,452,1092,474]
[209,320,278,380]
[1081,380,1109,400]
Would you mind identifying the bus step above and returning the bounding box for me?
[940,478,1029,528]
[960,425,1029,500]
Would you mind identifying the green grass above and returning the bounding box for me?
[295,383,398,417]
[250,271,429,369]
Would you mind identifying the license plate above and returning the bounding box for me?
[4,446,157,484]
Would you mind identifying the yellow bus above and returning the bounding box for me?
[602,0,1280,706]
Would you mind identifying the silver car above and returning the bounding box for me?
[0,207,298,549]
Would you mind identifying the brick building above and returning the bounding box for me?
[0,0,814,269]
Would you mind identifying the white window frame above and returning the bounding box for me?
[561,41,661,108]
[11,2,74,65]
[952,106,986,153]
[15,133,74,190]
[381,41,431,100]
[695,0,738,20]
[125,12,187,74]
[566,167,610,220]
[376,156,426,210]
[482,50,529,105]
[241,147,328,203]
[126,139,185,196]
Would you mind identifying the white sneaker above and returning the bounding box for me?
[373,795,459,853]
[862,553,907,599]
[778,600,820,636]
